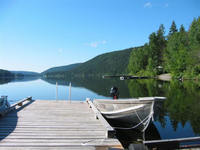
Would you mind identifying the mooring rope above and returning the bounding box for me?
[112,101,155,131]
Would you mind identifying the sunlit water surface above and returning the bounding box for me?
[0,77,200,148]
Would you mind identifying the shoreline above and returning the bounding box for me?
[157,73,199,82]
[157,73,171,81]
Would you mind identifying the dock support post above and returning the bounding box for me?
[56,82,58,100]
[69,82,71,101]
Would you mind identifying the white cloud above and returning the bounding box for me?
[87,40,107,48]
[144,2,152,8]
[90,42,98,48]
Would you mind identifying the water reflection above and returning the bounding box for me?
[127,79,166,97]
[0,78,13,85]
[41,77,131,98]
[164,80,200,135]
[11,76,40,83]
[116,123,161,148]
[1,76,200,144]
[43,77,200,138]
[0,76,39,85]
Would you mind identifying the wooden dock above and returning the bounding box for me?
[0,98,123,150]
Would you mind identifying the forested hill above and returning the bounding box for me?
[0,69,14,77]
[11,71,40,77]
[41,63,82,75]
[128,17,200,79]
[0,69,40,78]
[43,48,133,78]
[44,17,200,79]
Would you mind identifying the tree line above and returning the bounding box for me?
[44,48,132,78]
[0,69,14,78]
[128,17,200,79]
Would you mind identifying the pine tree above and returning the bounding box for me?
[179,24,188,46]
[148,24,166,71]
[168,21,178,39]
[157,24,167,64]
[127,18,200,78]
[188,17,200,46]
[187,17,200,74]
[179,24,185,33]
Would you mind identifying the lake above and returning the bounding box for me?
[0,76,200,148]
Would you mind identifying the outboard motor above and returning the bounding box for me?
[110,86,119,99]
[0,96,10,115]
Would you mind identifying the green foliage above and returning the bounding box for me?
[0,69,14,78]
[164,30,188,76]
[71,48,132,77]
[127,46,148,74]
[150,24,166,67]
[188,17,200,46]
[187,17,200,72]
[193,64,200,75]
[128,24,167,76]
[44,17,200,79]
[128,17,200,79]
[44,48,132,78]
[42,63,81,75]
[168,21,178,39]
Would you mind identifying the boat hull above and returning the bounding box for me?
[103,103,152,131]
[93,98,159,131]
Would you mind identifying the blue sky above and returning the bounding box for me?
[0,0,199,72]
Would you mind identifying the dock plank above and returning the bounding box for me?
[0,100,122,149]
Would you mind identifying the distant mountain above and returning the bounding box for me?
[41,63,82,75]
[43,48,133,78]
[11,71,40,77]
[0,69,14,78]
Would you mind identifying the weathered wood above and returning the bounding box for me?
[0,135,107,138]
[0,99,122,149]
[0,147,98,150]
[0,142,121,146]
[0,122,101,125]
[0,128,105,132]
[0,147,97,150]
[0,146,123,150]
[86,98,115,138]
[10,97,32,109]
[0,97,32,116]
[0,131,105,135]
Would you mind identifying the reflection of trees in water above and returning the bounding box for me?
[116,123,161,148]
[127,79,200,135]
[0,77,39,85]
[0,78,13,85]
[42,77,131,98]
[128,80,167,129]
[11,76,39,82]
[44,77,200,134]
[164,80,200,134]
[4,75,200,135]
[127,79,166,97]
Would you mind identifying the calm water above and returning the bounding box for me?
[0,77,200,147]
